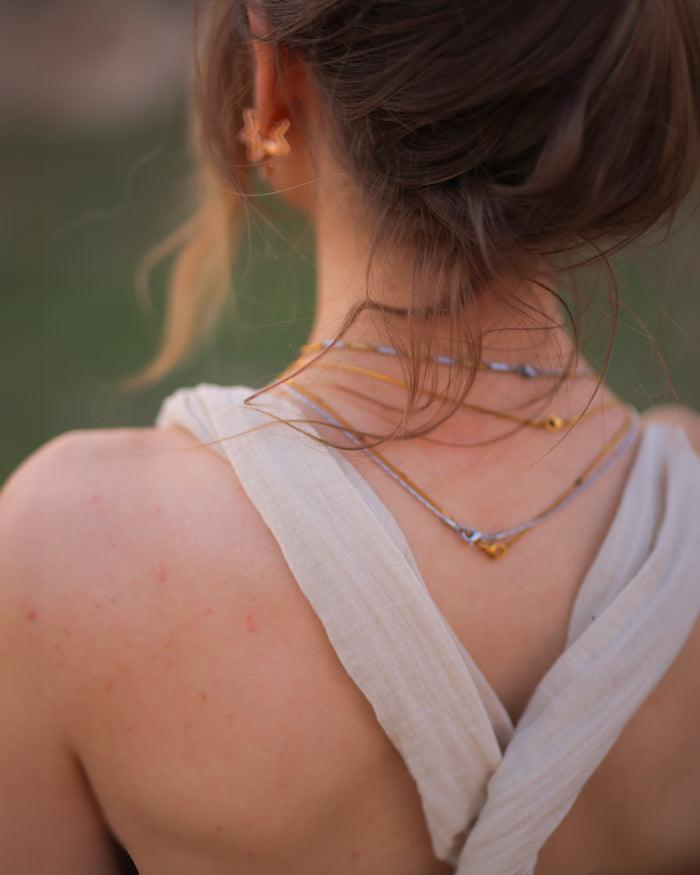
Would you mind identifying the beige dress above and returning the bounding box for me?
[155,382,700,875]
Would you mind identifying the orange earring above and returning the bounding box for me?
[237,107,291,163]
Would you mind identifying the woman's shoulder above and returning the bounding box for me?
[0,423,392,867]
[0,420,279,629]
[0,423,301,726]
[0,415,355,701]
[0,424,239,606]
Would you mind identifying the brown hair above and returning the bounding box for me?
[125,0,700,444]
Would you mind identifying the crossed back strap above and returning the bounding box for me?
[156,383,700,874]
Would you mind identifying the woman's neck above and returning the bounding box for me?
[307,193,578,374]
[281,193,610,446]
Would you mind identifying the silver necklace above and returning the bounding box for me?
[306,338,593,380]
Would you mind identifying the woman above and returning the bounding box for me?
[1,2,699,873]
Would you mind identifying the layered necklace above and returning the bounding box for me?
[275,338,639,560]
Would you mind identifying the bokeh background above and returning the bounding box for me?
[1,0,698,484]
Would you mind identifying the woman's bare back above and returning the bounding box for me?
[1,402,698,874]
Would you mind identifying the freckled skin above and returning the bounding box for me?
[244,612,257,633]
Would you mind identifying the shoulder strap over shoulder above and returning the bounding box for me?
[156,382,503,865]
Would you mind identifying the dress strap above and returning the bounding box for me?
[156,382,504,865]
[454,422,700,874]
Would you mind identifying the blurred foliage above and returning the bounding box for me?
[0,109,698,483]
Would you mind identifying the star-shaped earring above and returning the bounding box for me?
[237,107,265,162]
[237,108,291,163]
[262,118,291,158]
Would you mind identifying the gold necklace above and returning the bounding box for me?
[292,357,606,432]
[282,380,639,559]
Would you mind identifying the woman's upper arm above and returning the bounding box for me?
[0,434,122,875]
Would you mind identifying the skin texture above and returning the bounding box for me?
[2,28,699,875]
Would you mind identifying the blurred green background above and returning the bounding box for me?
[1,2,698,485]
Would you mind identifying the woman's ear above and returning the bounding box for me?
[250,37,278,135]
[248,18,319,214]
[248,8,307,146]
